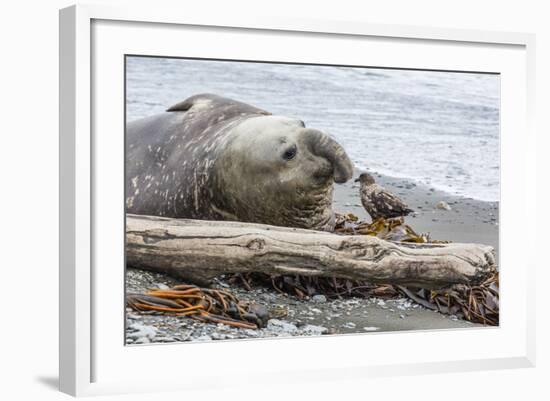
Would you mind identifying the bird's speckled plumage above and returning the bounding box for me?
[356,173,414,220]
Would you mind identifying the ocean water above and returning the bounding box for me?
[126,57,500,202]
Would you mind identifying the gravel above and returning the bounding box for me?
[312,294,327,303]
[125,268,472,345]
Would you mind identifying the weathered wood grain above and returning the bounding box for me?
[126,214,496,289]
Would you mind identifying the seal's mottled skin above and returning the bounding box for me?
[126,94,353,230]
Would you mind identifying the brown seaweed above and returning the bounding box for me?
[127,285,268,329]
[230,213,498,326]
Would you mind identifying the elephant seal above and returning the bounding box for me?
[126,94,353,231]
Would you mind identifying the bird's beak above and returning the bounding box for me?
[354,178,359,183]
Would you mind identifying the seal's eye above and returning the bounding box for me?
[282,145,297,161]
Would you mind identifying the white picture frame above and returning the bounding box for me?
[59,4,536,397]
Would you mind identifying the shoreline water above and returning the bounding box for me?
[127,57,501,204]
[350,164,500,203]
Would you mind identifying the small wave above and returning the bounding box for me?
[353,161,499,202]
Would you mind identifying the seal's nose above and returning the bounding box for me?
[300,128,354,183]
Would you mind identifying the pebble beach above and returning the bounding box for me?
[125,170,498,345]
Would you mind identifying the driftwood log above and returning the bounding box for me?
[126,214,496,289]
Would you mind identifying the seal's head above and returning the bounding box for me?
[212,116,354,230]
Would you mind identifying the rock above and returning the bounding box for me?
[342,322,356,329]
[312,294,327,303]
[267,319,298,333]
[301,325,328,335]
[134,337,151,344]
[195,335,213,341]
[154,283,170,290]
[363,326,380,332]
[247,303,269,326]
[127,323,157,340]
[260,293,276,302]
[436,201,452,211]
